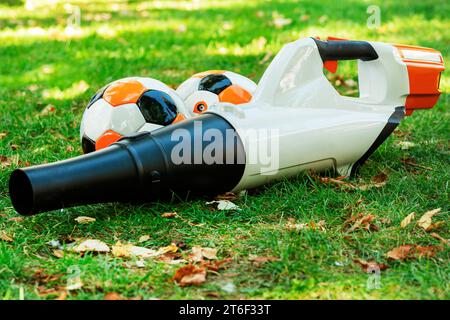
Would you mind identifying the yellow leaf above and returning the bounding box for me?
[417,208,441,231]
[74,216,96,224]
[72,239,110,253]
[138,235,150,243]
[400,212,415,228]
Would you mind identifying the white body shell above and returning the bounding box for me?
[206,38,411,191]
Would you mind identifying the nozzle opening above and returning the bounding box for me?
[9,169,34,216]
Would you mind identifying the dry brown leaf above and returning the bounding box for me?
[200,258,232,271]
[430,233,449,246]
[173,264,207,287]
[112,242,177,259]
[112,243,156,258]
[9,217,24,222]
[386,244,414,260]
[72,239,110,253]
[386,244,442,260]
[400,212,415,228]
[417,208,441,231]
[0,231,13,242]
[415,245,442,258]
[161,212,177,218]
[54,291,67,300]
[353,258,388,272]
[74,216,96,224]
[346,214,378,232]
[0,154,20,169]
[138,235,150,243]
[189,246,217,262]
[426,221,445,231]
[372,172,388,184]
[104,292,125,300]
[201,247,218,260]
[249,255,280,264]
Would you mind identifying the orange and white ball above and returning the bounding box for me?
[80,77,188,153]
[176,70,257,116]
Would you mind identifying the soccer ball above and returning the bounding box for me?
[176,70,257,116]
[80,77,188,153]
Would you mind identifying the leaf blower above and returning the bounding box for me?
[9,37,445,215]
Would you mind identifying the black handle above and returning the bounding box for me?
[312,38,378,62]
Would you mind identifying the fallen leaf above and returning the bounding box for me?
[66,145,74,152]
[417,208,441,231]
[159,243,178,254]
[430,233,449,246]
[74,216,96,224]
[415,245,442,258]
[249,255,280,265]
[72,239,110,253]
[0,154,20,169]
[400,212,415,228]
[55,291,67,300]
[173,264,206,287]
[346,214,378,232]
[286,220,326,232]
[138,235,150,243]
[189,246,218,262]
[161,212,177,218]
[135,259,146,268]
[353,258,388,272]
[9,217,23,222]
[104,292,125,300]
[0,132,7,139]
[425,221,445,231]
[200,258,232,271]
[397,141,416,150]
[112,243,156,258]
[373,172,388,184]
[386,244,414,260]
[386,244,442,260]
[206,200,240,211]
[53,249,64,258]
[112,242,177,259]
[0,231,13,242]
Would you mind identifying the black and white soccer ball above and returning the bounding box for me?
[80,77,188,153]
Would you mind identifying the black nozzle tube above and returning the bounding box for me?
[9,113,246,215]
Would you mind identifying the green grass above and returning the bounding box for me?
[0,0,449,300]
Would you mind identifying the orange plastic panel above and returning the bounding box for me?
[95,130,123,150]
[103,80,147,107]
[172,113,186,123]
[395,45,444,115]
[218,85,252,104]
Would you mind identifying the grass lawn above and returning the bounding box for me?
[0,0,449,300]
